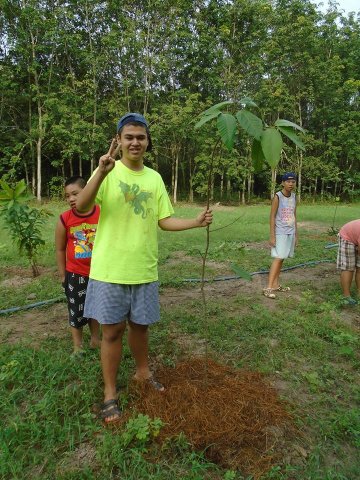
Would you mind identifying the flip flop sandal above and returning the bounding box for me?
[277,285,290,292]
[70,349,86,359]
[146,377,165,392]
[263,288,276,299]
[99,399,122,425]
[134,376,165,392]
[342,296,357,306]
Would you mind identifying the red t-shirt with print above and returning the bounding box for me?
[60,205,100,276]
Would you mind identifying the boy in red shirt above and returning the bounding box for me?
[337,219,360,305]
[55,176,101,356]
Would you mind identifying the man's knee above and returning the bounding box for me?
[128,320,148,334]
[102,323,126,342]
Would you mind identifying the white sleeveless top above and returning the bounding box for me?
[275,191,296,235]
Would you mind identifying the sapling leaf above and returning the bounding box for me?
[277,126,305,150]
[239,97,258,108]
[202,100,233,116]
[0,180,14,198]
[236,110,263,141]
[275,119,305,133]
[251,139,265,173]
[217,113,237,151]
[231,264,252,281]
[14,180,28,198]
[261,128,283,168]
[194,110,221,129]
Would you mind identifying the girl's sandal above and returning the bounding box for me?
[277,285,290,292]
[263,288,276,299]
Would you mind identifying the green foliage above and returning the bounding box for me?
[0,179,51,276]
[260,128,284,168]
[195,100,304,173]
[120,414,164,451]
[231,263,253,281]
[236,110,263,141]
[1,1,359,201]
[0,179,32,208]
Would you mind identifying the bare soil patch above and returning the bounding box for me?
[2,262,358,345]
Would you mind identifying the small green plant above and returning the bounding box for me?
[0,179,52,276]
[120,414,164,451]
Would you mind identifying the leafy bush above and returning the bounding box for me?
[0,179,52,276]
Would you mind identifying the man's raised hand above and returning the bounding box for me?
[98,138,121,174]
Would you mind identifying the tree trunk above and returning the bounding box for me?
[271,169,277,199]
[173,147,179,204]
[297,151,303,204]
[242,177,246,204]
[36,132,42,201]
[30,30,43,201]
[313,176,317,203]
[297,98,303,204]
[247,173,252,202]
[188,155,194,202]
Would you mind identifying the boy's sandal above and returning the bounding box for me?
[263,288,276,299]
[276,285,290,292]
[70,349,86,359]
[100,399,122,425]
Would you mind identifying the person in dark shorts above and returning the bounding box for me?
[55,176,101,356]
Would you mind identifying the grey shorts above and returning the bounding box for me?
[83,279,160,325]
[271,233,295,259]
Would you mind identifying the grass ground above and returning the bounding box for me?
[0,201,359,479]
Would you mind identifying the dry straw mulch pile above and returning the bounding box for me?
[125,357,296,478]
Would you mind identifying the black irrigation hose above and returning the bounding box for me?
[182,259,334,283]
[0,297,65,316]
[0,259,334,315]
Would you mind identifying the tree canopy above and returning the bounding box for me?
[0,0,359,202]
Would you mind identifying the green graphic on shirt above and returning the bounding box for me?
[119,181,153,218]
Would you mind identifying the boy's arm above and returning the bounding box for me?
[269,195,279,247]
[55,218,67,283]
[294,204,298,245]
[76,138,120,212]
[158,209,212,231]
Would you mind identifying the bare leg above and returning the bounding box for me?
[89,319,101,348]
[267,258,284,290]
[340,270,354,297]
[71,326,83,352]
[101,322,126,404]
[127,320,151,380]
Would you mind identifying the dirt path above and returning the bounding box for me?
[2,262,358,345]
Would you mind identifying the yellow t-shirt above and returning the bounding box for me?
[89,161,174,284]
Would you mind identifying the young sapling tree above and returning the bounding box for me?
[194,99,305,372]
[0,179,52,277]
